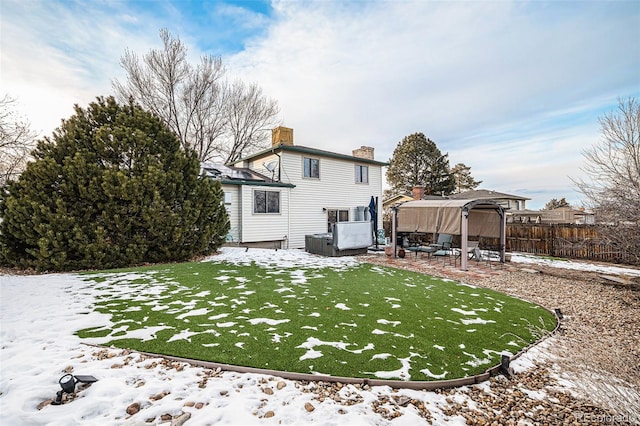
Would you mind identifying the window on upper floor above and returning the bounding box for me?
[254,190,280,214]
[303,157,320,179]
[355,164,368,184]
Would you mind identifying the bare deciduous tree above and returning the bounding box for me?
[572,97,640,264]
[0,95,37,186]
[113,29,279,164]
[225,80,280,164]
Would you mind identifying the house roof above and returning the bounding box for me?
[449,189,530,201]
[231,143,389,167]
[383,194,413,204]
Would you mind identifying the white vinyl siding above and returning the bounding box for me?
[239,185,289,243]
[279,151,383,248]
[221,184,241,242]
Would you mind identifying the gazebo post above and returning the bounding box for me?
[461,209,469,271]
[500,208,507,262]
[391,206,397,258]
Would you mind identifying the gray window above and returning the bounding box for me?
[355,165,368,183]
[304,157,320,178]
[254,190,280,214]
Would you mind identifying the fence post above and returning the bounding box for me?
[550,224,555,257]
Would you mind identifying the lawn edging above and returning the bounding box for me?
[88,308,560,391]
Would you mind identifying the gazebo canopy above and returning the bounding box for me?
[397,199,504,238]
[395,199,507,270]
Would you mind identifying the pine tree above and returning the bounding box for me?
[542,197,571,210]
[386,132,455,196]
[450,163,482,194]
[0,96,229,271]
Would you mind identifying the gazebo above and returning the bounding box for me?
[392,199,507,270]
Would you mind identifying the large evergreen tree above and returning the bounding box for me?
[386,132,455,196]
[450,163,482,194]
[0,96,229,271]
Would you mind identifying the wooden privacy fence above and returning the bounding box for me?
[506,223,636,265]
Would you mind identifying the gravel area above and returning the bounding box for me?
[362,254,640,425]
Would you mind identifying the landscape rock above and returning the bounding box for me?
[170,412,191,426]
[126,402,140,416]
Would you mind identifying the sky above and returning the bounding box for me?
[1,0,639,209]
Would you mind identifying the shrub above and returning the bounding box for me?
[0,96,229,271]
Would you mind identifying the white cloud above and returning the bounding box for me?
[226,1,639,207]
[1,0,638,209]
[1,0,163,135]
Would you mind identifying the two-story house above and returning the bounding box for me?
[204,127,387,249]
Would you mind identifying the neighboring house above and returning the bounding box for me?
[205,126,387,249]
[382,194,413,212]
[511,207,596,224]
[449,189,530,211]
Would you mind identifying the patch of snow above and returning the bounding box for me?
[420,367,448,379]
[176,307,209,320]
[247,318,290,326]
[377,319,401,327]
[451,308,477,316]
[511,253,640,277]
[208,313,229,320]
[460,318,496,325]
[364,353,423,381]
[335,303,351,310]
[167,329,200,343]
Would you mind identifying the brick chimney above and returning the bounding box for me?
[272,126,293,146]
[412,186,425,200]
[352,146,374,160]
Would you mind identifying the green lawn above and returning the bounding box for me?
[78,260,556,381]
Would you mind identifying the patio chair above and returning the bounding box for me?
[467,241,480,260]
[225,226,241,246]
[430,233,453,250]
[406,233,452,262]
[432,241,457,266]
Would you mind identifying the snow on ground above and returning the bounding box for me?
[511,253,640,277]
[1,248,634,425]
